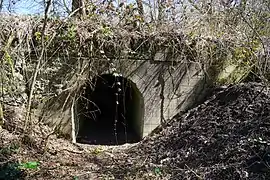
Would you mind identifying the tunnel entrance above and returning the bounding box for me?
[76,74,144,145]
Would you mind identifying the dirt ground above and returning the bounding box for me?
[1,82,270,180]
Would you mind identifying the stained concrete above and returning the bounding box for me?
[41,55,210,143]
[120,60,208,137]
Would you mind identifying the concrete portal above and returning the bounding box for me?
[42,57,209,141]
[76,74,144,145]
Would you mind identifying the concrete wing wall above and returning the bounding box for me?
[124,59,209,137]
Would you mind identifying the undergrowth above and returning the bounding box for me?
[0,0,269,145]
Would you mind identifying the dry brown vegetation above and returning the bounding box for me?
[1,82,270,179]
[0,0,270,179]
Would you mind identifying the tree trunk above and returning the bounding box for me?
[136,0,144,18]
[158,0,165,22]
[72,0,86,16]
[0,0,3,12]
[0,102,4,128]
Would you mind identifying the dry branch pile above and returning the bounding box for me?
[0,11,269,110]
[0,14,198,113]
[0,14,191,60]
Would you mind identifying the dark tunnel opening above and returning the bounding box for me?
[76,74,144,145]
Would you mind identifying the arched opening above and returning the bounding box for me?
[76,74,144,145]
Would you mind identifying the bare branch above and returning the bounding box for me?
[24,0,52,132]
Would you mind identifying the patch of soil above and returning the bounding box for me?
[0,106,115,180]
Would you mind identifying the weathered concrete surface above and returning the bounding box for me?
[121,59,208,137]
[39,55,210,140]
